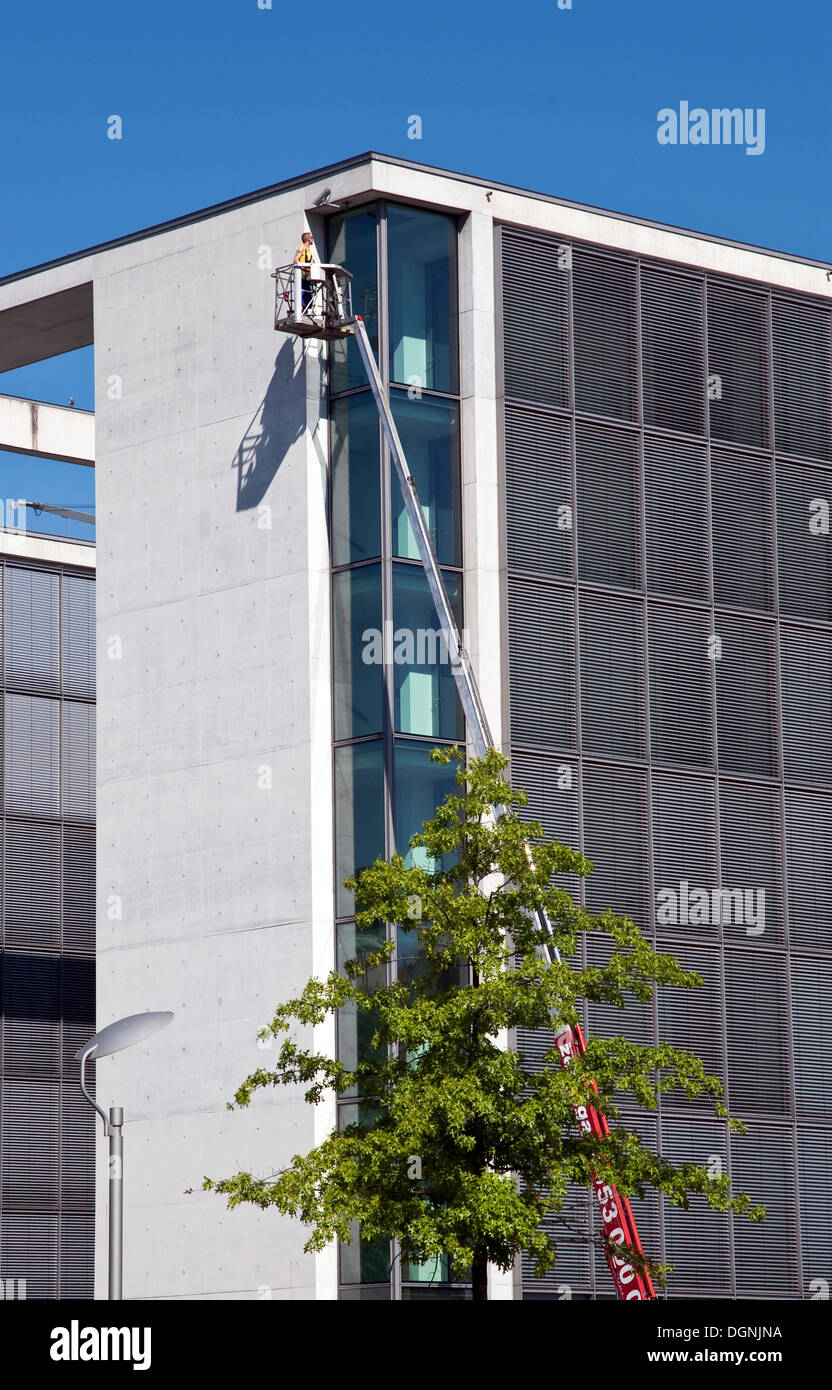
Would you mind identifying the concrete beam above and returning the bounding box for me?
[0,282,93,372]
[0,393,94,465]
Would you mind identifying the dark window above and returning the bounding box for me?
[390,391,461,567]
[333,566,383,742]
[331,393,380,567]
[387,205,458,396]
[329,207,379,394]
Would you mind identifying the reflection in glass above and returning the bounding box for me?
[388,205,459,396]
[339,1220,391,1285]
[392,564,463,741]
[337,922,387,1098]
[335,740,384,917]
[390,391,461,566]
[333,565,383,741]
[331,392,381,567]
[393,739,459,870]
[329,206,379,393]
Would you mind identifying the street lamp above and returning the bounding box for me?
[75,1011,174,1300]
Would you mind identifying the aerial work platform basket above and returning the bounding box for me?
[271,262,354,340]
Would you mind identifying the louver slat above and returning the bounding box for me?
[714,616,779,777]
[781,624,832,785]
[3,693,60,817]
[59,1213,95,1299]
[0,1211,58,1299]
[711,448,776,612]
[510,749,582,901]
[505,406,573,578]
[62,701,96,822]
[576,421,641,589]
[707,280,769,449]
[4,821,61,949]
[785,790,832,954]
[656,945,726,1110]
[644,436,709,601]
[61,1080,95,1208]
[3,567,59,693]
[719,782,786,947]
[579,593,647,761]
[797,1130,832,1297]
[63,825,95,956]
[652,773,719,942]
[776,460,832,621]
[641,265,706,436]
[648,604,715,769]
[1,1077,60,1206]
[773,295,832,463]
[572,249,638,422]
[791,958,832,1122]
[61,574,96,698]
[582,765,650,928]
[731,1123,800,1296]
[586,932,655,1047]
[508,579,577,751]
[661,1119,732,1293]
[501,229,570,409]
[725,950,790,1116]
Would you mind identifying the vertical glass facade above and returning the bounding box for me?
[501,224,832,1300]
[329,203,465,1299]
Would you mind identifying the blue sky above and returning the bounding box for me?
[1,0,830,521]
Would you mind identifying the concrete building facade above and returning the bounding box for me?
[0,153,830,1300]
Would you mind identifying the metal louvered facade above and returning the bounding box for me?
[0,559,95,1300]
[500,223,832,1301]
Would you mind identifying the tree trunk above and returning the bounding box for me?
[471,1248,489,1301]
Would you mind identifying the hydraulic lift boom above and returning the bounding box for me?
[273,261,655,1301]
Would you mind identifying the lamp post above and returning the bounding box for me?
[75,1011,174,1300]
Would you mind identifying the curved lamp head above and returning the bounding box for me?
[75,1011,174,1062]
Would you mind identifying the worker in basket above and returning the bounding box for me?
[293,231,323,315]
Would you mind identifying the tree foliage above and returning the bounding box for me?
[205,748,763,1293]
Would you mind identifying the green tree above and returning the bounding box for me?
[205,748,762,1299]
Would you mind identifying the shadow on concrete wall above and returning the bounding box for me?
[234,338,305,511]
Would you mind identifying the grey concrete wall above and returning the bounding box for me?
[93,190,337,1299]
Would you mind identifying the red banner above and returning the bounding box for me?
[555,1024,655,1301]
